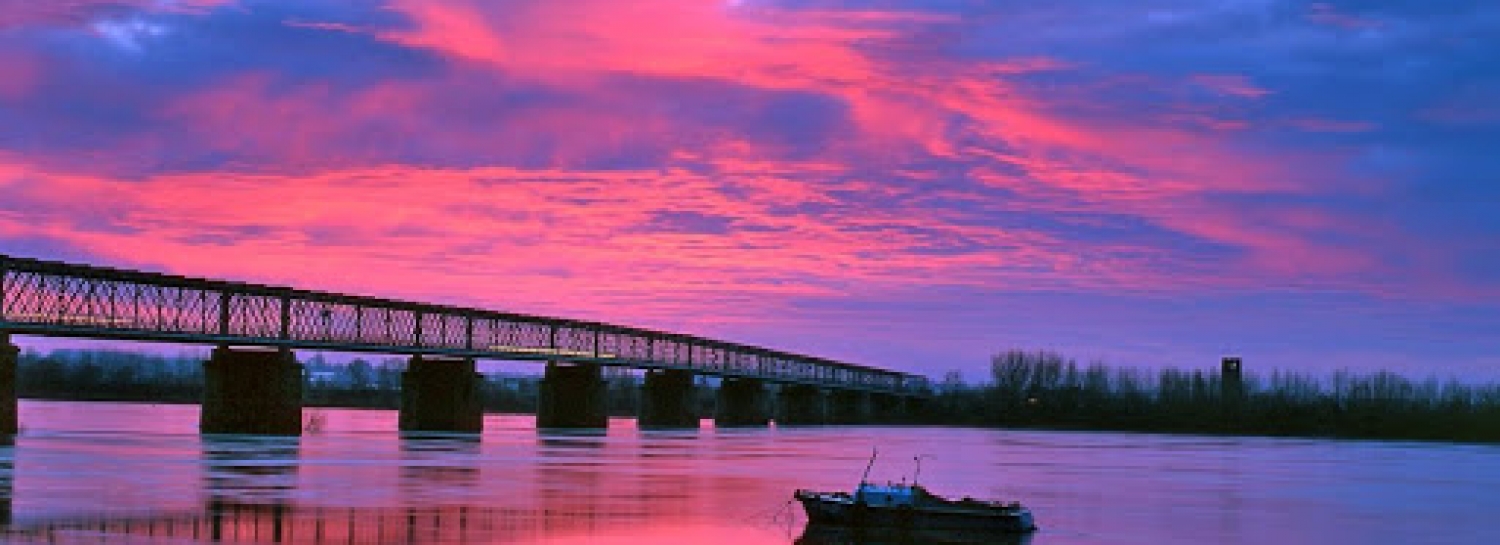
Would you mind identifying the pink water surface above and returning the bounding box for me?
[0,400,1495,544]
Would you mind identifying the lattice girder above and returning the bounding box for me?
[0,255,929,395]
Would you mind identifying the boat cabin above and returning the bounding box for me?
[853,483,935,507]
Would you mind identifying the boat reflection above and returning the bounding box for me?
[797,522,1036,545]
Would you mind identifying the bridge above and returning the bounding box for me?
[0,254,930,434]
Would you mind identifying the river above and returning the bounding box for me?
[0,400,1493,544]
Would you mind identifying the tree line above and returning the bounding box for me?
[13,348,1500,443]
[12,349,651,415]
[923,349,1500,443]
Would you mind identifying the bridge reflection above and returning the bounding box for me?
[0,432,730,543]
[399,434,482,496]
[203,436,301,506]
[0,436,10,528]
[3,503,661,543]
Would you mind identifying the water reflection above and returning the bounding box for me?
[202,435,301,542]
[533,428,615,536]
[0,436,13,528]
[535,428,609,451]
[202,435,301,505]
[5,401,1500,544]
[399,433,482,495]
[2,427,702,543]
[1,503,681,543]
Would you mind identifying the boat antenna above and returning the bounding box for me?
[913,455,933,487]
[859,447,878,485]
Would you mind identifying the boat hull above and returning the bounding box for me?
[796,522,1035,545]
[796,493,1036,534]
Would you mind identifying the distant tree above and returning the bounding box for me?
[347,358,374,389]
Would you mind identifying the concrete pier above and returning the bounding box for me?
[536,362,608,429]
[201,347,303,435]
[0,333,15,435]
[715,377,769,427]
[638,369,697,428]
[400,356,483,433]
[828,390,871,425]
[776,384,827,426]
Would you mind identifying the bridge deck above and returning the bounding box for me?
[0,255,927,395]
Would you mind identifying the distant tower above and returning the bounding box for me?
[1221,356,1241,377]
[1221,357,1244,425]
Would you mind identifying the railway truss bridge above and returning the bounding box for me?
[0,254,931,434]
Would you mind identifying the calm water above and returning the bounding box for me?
[0,400,1495,544]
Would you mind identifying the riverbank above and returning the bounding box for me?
[13,348,1499,443]
[924,350,1500,443]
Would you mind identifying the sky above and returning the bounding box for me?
[1,0,1497,381]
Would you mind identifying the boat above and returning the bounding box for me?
[793,450,1038,535]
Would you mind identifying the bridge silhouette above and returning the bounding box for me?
[0,254,930,434]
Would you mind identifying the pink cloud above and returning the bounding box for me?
[1,136,1467,330]
[0,0,231,30]
[375,0,981,160]
[281,19,367,35]
[0,50,41,100]
[0,160,1074,326]
[3,0,1473,342]
[380,0,887,89]
[1190,74,1272,99]
[1307,3,1382,30]
[1285,117,1378,133]
[1416,85,1500,127]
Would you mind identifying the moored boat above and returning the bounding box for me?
[793,450,1037,535]
[796,521,1035,545]
[794,482,1036,533]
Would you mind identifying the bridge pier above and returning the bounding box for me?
[638,369,698,428]
[537,362,607,429]
[776,384,827,426]
[715,377,769,427]
[828,390,871,425]
[201,347,303,435]
[400,356,483,433]
[0,333,15,435]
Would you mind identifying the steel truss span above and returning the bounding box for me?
[0,255,928,395]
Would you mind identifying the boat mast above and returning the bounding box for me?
[859,447,878,485]
[912,455,931,487]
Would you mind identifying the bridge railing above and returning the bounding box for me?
[0,255,929,395]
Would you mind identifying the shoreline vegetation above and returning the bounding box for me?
[13,348,1500,443]
[929,350,1500,443]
